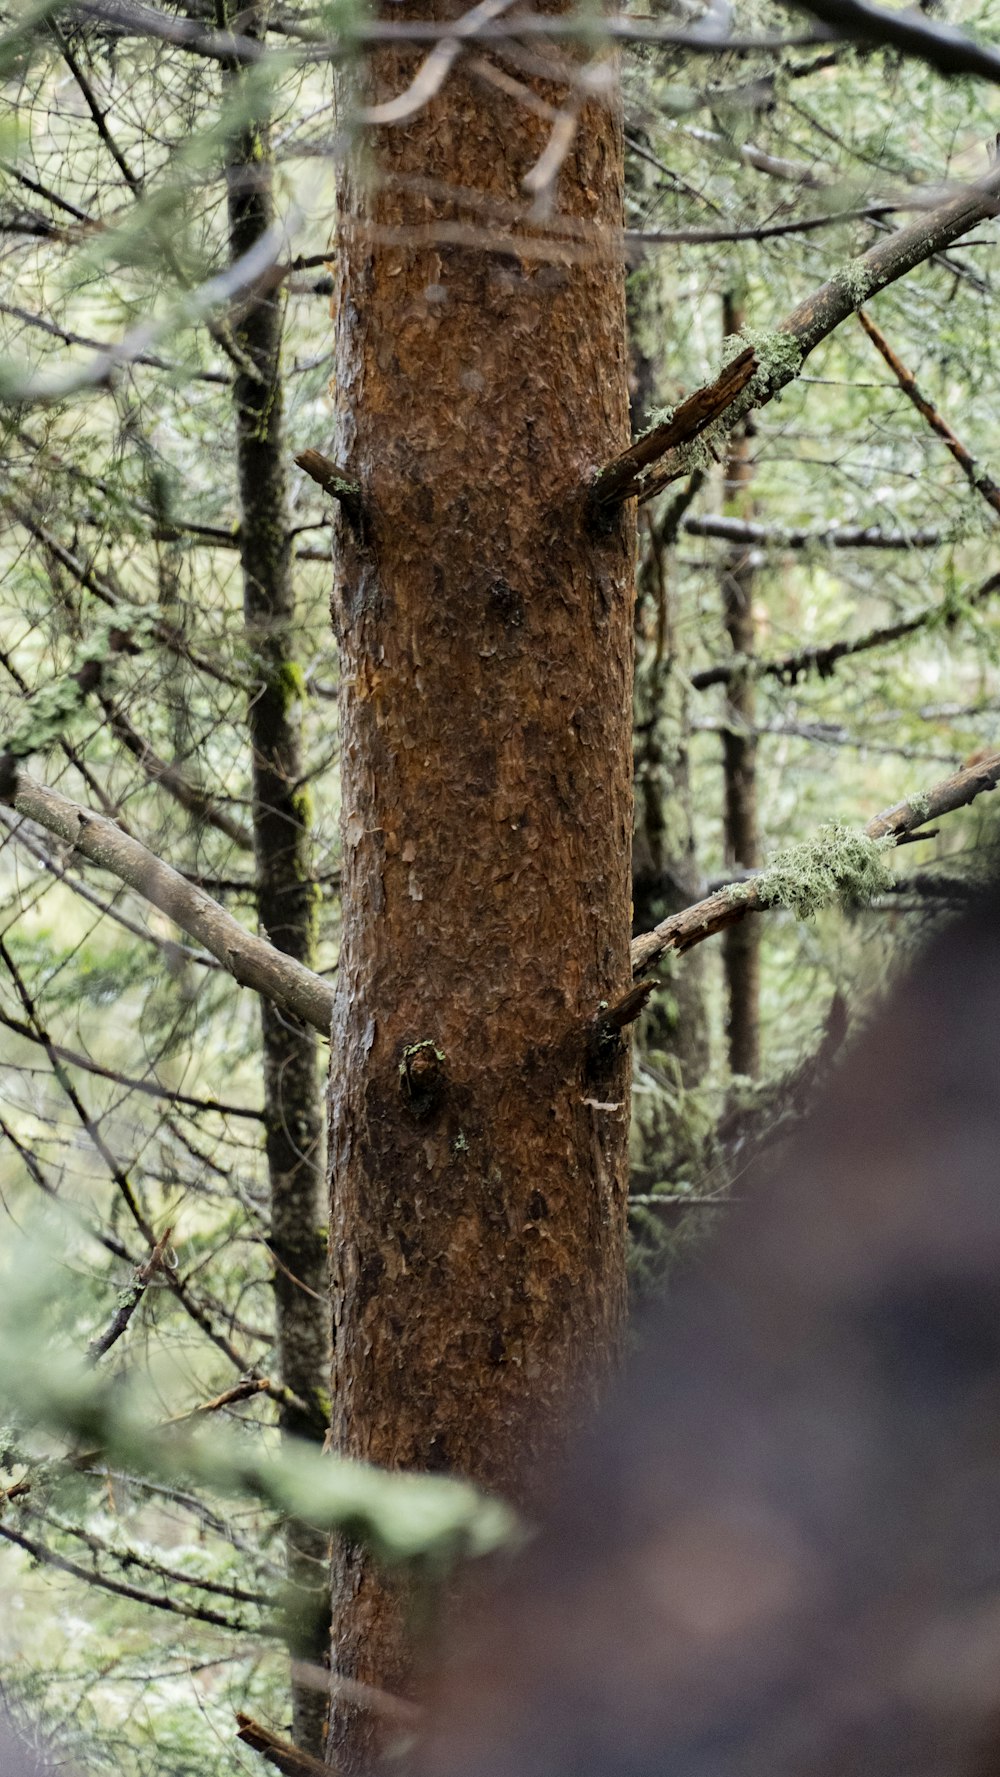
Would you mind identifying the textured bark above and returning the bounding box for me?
[327,28,635,1768]
[220,11,331,1755]
[719,294,760,1080]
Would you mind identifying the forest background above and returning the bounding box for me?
[1,0,1000,1767]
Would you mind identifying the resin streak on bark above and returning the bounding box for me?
[327,22,635,1759]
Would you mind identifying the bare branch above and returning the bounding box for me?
[0,224,288,404]
[690,569,1000,691]
[99,697,255,850]
[789,0,1000,85]
[87,1227,173,1362]
[67,0,832,62]
[858,308,1000,522]
[3,770,336,1036]
[0,1520,256,1634]
[682,513,944,551]
[0,1004,263,1117]
[235,1715,328,1777]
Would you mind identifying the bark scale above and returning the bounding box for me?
[719,293,761,1079]
[327,33,635,1768]
[220,13,332,1755]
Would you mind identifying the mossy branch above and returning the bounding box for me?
[631,751,1000,973]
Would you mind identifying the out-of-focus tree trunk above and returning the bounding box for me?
[719,291,761,1079]
[627,274,711,1239]
[326,31,636,1770]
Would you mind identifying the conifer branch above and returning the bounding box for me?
[631,751,1000,973]
[2,769,336,1036]
[594,164,1000,509]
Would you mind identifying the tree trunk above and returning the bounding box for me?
[719,293,761,1079]
[326,37,635,1769]
[220,15,331,1756]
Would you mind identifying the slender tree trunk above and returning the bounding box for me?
[631,502,710,1077]
[719,292,761,1079]
[326,38,635,1770]
[220,13,331,1756]
[629,497,712,1288]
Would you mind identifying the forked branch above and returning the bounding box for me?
[593,164,1000,509]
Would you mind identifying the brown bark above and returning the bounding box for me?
[719,293,760,1080]
[326,25,635,1768]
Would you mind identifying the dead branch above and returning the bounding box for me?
[3,769,336,1036]
[235,1714,329,1776]
[683,513,943,550]
[690,569,1000,691]
[790,0,1000,84]
[593,164,1000,509]
[858,308,1000,521]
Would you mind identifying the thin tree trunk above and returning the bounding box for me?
[719,292,761,1079]
[219,9,331,1756]
[326,40,636,1771]
[628,286,706,1048]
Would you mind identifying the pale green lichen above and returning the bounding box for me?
[840,258,875,309]
[751,823,895,920]
[641,403,676,435]
[906,792,931,823]
[728,324,803,379]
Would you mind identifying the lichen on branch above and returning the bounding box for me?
[749,824,896,919]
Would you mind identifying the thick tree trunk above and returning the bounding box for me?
[326,33,635,1768]
[719,294,761,1079]
[221,16,332,1756]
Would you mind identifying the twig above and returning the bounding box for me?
[164,1379,274,1422]
[1,224,289,403]
[0,1005,261,1117]
[87,1226,174,1362]
[858,309,1000,521]
[0,1520,256,1633]
[100,697,254,849]
[631,751,1000,973]
[359,0,515,126]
